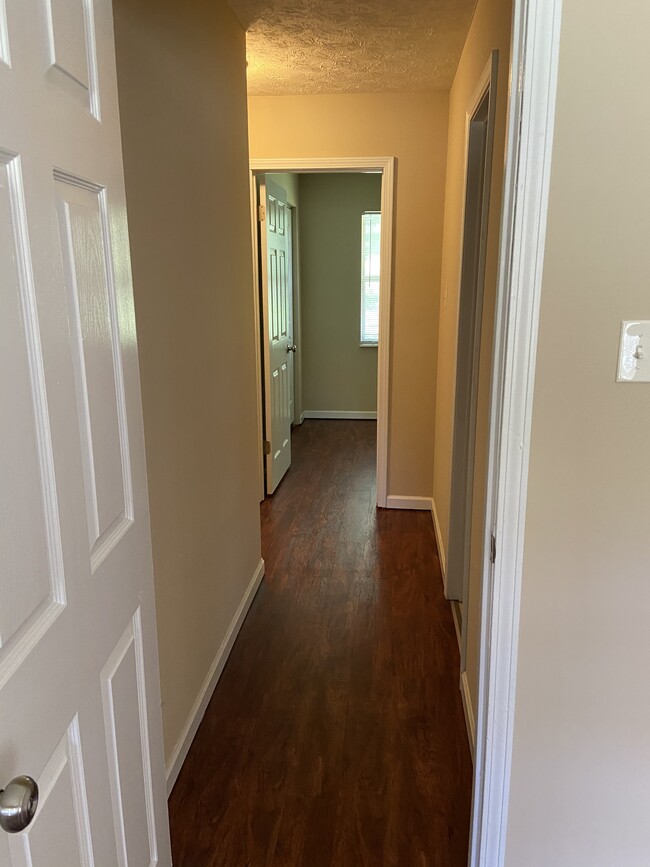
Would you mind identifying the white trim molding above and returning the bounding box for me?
[461,670,477,761]
[250,157,395,509]
[165,558,265,794]
[385,495,433,511]
[430,497,447,588]
[303,410,377,420]
[469,1,563,866]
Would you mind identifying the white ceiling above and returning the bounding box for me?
[228,0,477,95]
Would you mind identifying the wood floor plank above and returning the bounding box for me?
[169,420,472,866]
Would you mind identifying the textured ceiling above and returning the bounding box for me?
[228,0,477,95]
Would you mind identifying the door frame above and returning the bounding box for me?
[249,157,395,507]
[469,0,563,865]
[447,51,498,611]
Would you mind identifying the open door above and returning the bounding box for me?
[259,177,294,494]
[0,1,171,863]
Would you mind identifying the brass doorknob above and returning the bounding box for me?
[287,344,297,353]
[0,775,39,833]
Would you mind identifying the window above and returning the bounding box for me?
[360,211,381,346]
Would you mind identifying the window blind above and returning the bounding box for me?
[360,212,381,345]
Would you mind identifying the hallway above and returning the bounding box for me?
[169,421,472,865]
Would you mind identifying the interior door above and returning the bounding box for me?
[260,177,293,494]
[285,206,295,426]
[0,0,171,864]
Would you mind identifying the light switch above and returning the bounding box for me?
[617,321,650,382]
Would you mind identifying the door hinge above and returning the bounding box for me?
[490,533,497,564]
[258,204,266,222]
[263,439,271,455]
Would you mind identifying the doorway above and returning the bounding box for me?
[250,159,395,506]
[446,53,498,641]
[257,171,382,495]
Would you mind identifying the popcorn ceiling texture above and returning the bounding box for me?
[228,0,477,94]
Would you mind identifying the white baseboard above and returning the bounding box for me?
[460,670,476,762]
[385,495,433,511]
[165,557,265,794]
[299,411,305,424]
[430,497,447,586]
[302,410,377,420]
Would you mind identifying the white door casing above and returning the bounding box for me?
[250,158,395,508]
[0,0,171,864]
[260,176,292,494]
[469,0,563,864]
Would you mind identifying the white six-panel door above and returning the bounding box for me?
[0,0,171,864]
[260,177,292,494]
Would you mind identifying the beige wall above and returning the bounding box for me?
[432,0,513,712]
[113,0,262,766]
[249,92,448,496]
[506,1,650,863]
[299,173,380,414]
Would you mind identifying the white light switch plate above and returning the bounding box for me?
[617,321,650,382]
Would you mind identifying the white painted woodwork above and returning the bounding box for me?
[0,0,171,864]
[7,717,93,866]
[46,0,90,88]
[260,177,292,493]
[44,0,100,117]
[469,1,563,864]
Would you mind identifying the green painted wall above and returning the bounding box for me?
[299,173,381,414]
[267,172,299,207]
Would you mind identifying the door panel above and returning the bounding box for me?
[0,0,171,863]
[55,176,133,569]
[0,153,65,658]
[7,717,93,867]
[101,610,158,867]
[44,0,100,116]
[260,177,292,493]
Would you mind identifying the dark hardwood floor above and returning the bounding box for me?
[169,420,472,866]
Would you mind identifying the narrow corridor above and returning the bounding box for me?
[169,421,472,866]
